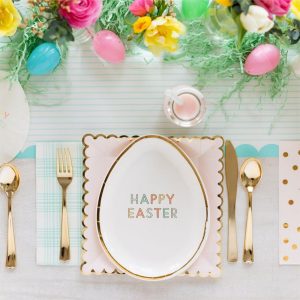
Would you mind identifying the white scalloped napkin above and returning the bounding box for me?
[82,135,223,277]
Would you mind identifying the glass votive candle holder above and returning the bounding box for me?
[72,29,92,45]
[164,85,206,127]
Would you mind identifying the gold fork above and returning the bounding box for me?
[56,148,73,261]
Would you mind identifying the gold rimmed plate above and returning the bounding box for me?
[97,135,210,281]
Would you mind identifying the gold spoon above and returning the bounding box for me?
[240,158,262,264]
[0,164,20,268]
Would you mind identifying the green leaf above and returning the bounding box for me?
[231,8,246,47]
[155,0,169,17]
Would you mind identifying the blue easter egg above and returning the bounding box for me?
[26,43,61,76]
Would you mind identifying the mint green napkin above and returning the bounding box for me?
[36,143,82,265]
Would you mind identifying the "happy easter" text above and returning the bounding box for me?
[127,193,178,219]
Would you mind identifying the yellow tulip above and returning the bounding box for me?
[0,0,21,37]
[133,16,152,33]
[215,0,233,7]
[144,16,185,55]
[291,0,300,19]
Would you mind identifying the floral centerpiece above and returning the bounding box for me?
[1,0,300,109]
[0,0,184,84]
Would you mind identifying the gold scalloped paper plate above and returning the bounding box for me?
[81,134,224,277]
[96,135,209,281]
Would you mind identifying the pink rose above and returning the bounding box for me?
[59,0,102,29]
[129,0,154,16]
[254,0,291,16]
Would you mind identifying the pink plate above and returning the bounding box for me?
[82,135,223,278]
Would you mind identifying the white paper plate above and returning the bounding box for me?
[0,71,30,164]
[97,135,209,281]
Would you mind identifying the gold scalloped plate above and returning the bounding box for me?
[96,135,209,281]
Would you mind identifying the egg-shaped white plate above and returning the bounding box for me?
[97,135,209,281]
[0,71,30,165]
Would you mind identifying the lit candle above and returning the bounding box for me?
[164,85,206,127]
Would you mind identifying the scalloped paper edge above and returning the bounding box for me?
[81,134,224,278]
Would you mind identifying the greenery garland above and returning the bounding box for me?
[95,0,132,43]
[166,21,291,105]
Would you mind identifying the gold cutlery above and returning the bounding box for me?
[240,158,262,264]
[0,164,20,269]
[225,140,238,262]
[56,148,73,261]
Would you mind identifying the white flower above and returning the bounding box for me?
[240,5,274,33]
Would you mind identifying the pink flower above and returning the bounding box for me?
[129,0,154,16]
[254,0,291,16]
[59,0,102,29]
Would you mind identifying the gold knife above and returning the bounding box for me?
[225,140,238,262]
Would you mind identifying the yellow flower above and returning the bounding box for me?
[0,0,21,37]
[215,0,232,7]
[133,16,152,33]
[144,16,185,55]
[291,0,300,19]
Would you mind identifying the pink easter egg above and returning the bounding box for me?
[244,44,281,76]
[93,30,125,64]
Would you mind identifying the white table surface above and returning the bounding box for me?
[0,156,297,300]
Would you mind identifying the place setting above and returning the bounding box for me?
[1,131,267,280]
[2,0,300,297]
[35,133,264,280]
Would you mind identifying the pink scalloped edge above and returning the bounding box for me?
[81,134,224,278]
